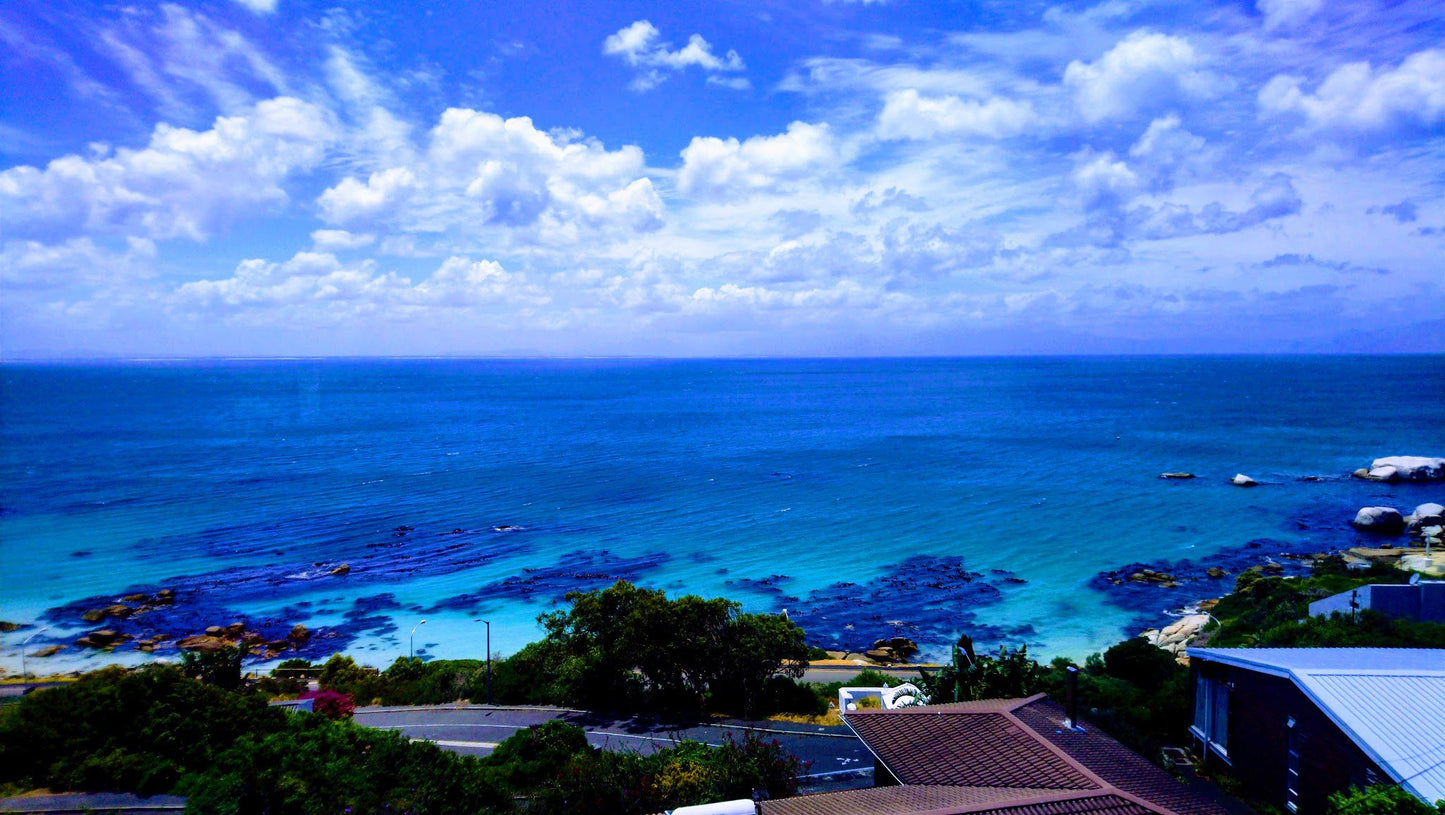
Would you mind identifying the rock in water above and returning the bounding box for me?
[1408,503,1445,533]
[1352,506,1405,534]
[1359,456,1445,482]
[1232,474,1258,486]
[1161,472,1195,479]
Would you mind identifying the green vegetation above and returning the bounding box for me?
[1327,785,1445,815]
[0,664,805,813]
[484,581,812,717]
[1208,558,1445,648]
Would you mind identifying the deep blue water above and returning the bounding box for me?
[2,356,1442,670]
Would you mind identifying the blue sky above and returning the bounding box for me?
[2,0,1442,357]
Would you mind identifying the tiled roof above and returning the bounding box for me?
[845,702,1095,789]
[763,694,1234,815]
[1190,648,1445,804]
[761,789,1154,815]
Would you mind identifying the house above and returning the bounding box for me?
[759,695,1233,815]
[1307,581,1445,623]
[1187,647,1445,813]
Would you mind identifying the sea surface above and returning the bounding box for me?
[2,356,1442,672]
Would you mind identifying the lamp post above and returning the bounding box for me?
[409,619,427,660]
[483,620,492,706]
[21,626,49,695]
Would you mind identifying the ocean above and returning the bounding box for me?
[2,356,1442,672]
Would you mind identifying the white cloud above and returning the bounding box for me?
[232,0,279,13]
[1063,30,1220,122]
[176,251,545,320]
[677,122,838,198]
[1259,49,1445,132]
[0,96,334,241]
[317,167,416,225]
[1256,0,1322,31]
[314,107,662,243]
[0,237,153,291]
[1128,115,1209,192]
[876,89,1037,140]
[603,20,746,91]
[311,229,376,250]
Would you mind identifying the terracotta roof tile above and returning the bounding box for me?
[761,789,1156,815]
[1014,699,1230,815]
[845,705,1096,789]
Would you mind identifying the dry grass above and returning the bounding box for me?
[768,708,844,727]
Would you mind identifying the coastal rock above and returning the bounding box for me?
[1206,567,1227,579]
[1407,503,1445,533]
[1160,473,1195,480]
[289,624,311,642]
[177,635,230,653]
[1147,614,1210,655]
[0,621,19,633]
[223,622,246,638]
[1359,456,1445,482]
[864,648,895,664]
[1398,554,1445,578]
[205,626,224,636]
[329,564,351,576]
[76,630,130,649]
[32,645,63,658]
[1352,507,1405,534]
[1232,474,1258,487]
[122,593,149,603]
[102,604,134,620]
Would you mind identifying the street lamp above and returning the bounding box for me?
[21,626,49,695]
[476,619,491,705]
[409,619,427,660]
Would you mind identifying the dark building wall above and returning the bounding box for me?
[1194,662,1386,815]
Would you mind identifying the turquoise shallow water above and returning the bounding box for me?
[2,356,1442,671]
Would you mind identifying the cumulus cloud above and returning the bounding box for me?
[603,20,746,91]
[0,97,333,241]
[311,229,376,250]
[1257,0,1322,31]
[1128,115,1209,192]
[677,122,838,198]
[176,251,544,320]
[0,237,154,292]
[875,89,1037,140]
[1065,151,1302,247]
[1063,30,1220,122]
[1259,49,1445,132]
[232,0,279,14]
[316,108,663,241]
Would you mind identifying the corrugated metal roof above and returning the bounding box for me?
[1186,648,1445,804]
[1187,648,1445,675]
[1295,672,1445,805]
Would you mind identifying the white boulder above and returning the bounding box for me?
[1365,456,1445,482]
[1232,474,1258,486]
[1352,506,1405,534]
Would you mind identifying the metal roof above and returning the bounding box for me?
[1186,648,1445,803]
[1187,647,1445,676]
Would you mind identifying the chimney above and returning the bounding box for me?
[1064,666,1080,730]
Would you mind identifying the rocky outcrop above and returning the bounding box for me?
[1352,506,1406,534]
[1232,474,1258,487]
[32,645,64,658]
[1407,503,1444,533]
[863,637,920,664]
[1355,456,1445,482]
[1143,614,1210,659]
[1160,472,1195,480]
[329,564,351,576]
[76,630,131,649]
[289,624,312,642]
[177,635,231,653]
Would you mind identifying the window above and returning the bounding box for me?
[1286,717,1300,813]
[1192,673,1230,760]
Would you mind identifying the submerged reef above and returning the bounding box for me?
[428,549,672,611]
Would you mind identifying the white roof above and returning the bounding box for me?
[1188,648,1445,804]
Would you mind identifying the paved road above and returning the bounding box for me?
[354,705,875,794]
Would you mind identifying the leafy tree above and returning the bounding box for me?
[1327,785,1445,815]
[179,645,244,690]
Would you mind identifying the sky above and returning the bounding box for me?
[1,0,1442,358]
